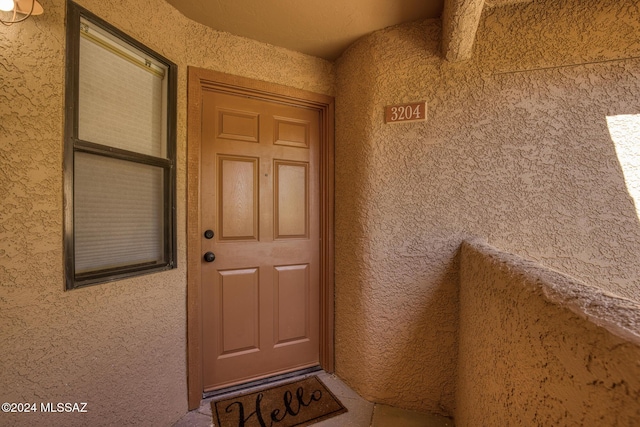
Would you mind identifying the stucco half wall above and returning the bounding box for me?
[0,1,333,426]
[334,0,640,416]
[457,240,640,425]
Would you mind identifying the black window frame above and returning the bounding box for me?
[64,0,177,290]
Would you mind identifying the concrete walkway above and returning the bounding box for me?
[173,372,454,426]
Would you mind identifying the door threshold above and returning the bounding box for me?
[202,366,323,400]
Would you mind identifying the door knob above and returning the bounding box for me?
[204,230,214,239]
[204,252,216,263]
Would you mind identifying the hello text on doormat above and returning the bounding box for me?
[212,376,347,427]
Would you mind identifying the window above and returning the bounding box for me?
[64,1,177,289]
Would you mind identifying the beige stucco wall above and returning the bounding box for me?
[4,0,640,423]
[0,1,333,426]
[457,240,640,425]
[334,0,640,416]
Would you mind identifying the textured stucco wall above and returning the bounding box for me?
[457,240,640,425]
[0,1,333,426]
[334,0,640,416]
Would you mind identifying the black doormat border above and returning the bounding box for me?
[212,375,347,427]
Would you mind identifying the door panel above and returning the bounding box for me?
[275,161,308,238]
[274,264,310,345]
[218,268,260,355]
[218,156,258,241]
[274,117,310,148]
[218,109,260,143]
[201,89,320,391]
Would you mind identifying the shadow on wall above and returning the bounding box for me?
[456,240,640,426]
[469,0,640,301]
[333,30,377,407]
[372,244,460,414]
[334,21,464,415]
[468,61,640,301]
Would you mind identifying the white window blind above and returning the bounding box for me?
[74,153,164,274]
[78,18,168,158]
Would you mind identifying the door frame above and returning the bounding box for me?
[186,67,335,410]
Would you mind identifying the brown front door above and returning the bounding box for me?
[200,88,321,391]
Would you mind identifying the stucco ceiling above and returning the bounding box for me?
[164,0,445,61]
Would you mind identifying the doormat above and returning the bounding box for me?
[212,376,347,427]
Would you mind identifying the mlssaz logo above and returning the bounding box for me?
[40,402,88,413]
